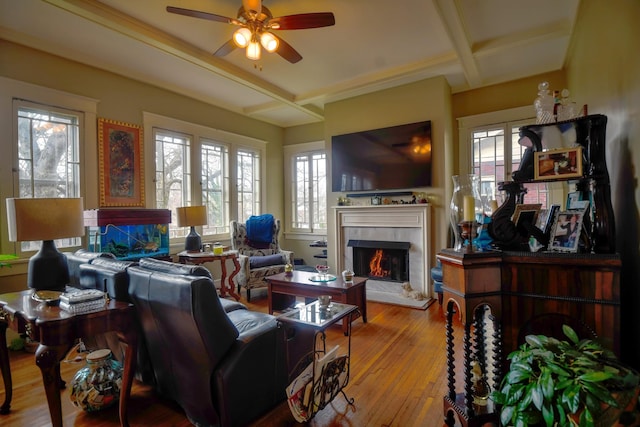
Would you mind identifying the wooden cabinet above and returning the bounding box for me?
[438,250,621,427]
[500,252,621,356]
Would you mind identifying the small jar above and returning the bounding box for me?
[213,242,224,255]
[342,269,354,283]
[284,263,294,276]
[70,349,123,412]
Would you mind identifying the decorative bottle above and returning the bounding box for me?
[450,174,483,251]
[70,349,123,412]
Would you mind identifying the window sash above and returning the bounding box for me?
[201,140,230,235]
[471,118,548,209]
[291,150,327,233]
[237,148,261,223]
[154,129,192,239]
[14,101,82,252]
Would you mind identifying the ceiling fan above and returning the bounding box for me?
[166,0,335,63]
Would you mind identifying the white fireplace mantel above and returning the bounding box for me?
[332,204,432,295]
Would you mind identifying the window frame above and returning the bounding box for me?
[283,141,327,239]
[0,77,97,258]
[459,106,552,208]
[143,112,267,250]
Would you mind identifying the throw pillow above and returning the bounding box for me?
[249,254,284,269]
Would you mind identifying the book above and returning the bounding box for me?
[59,298,106,314]
[60,289,106,305]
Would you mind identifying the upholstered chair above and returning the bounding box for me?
[230,218,293,301]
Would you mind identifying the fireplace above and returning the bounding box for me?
[332,205,431,296]
[348,240,410,282]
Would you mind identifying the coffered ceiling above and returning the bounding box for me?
[0,0,580,127]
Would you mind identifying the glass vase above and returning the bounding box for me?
[450,174,483,251]
[70,349,123,412]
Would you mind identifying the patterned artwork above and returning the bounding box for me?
[98,118,144,207]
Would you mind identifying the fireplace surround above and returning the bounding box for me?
[332,204,431,296]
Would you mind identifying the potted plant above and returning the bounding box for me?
[492,324,639,427]
[0,253,18,268]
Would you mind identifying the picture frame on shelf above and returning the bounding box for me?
[512,203,542,234]
[566,191,581,209]
[534,147,583,180]
[98,118,144,207]
[549,210,584,253]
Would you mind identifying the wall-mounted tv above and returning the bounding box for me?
[331,120,432,192]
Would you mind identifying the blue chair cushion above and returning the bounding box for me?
[249,254,284,269]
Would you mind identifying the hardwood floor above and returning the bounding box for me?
[1,291,460,426]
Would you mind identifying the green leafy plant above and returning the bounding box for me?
[492,324,639,427]
[0,254,18,268]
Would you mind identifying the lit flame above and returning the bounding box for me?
[369,249,390,277]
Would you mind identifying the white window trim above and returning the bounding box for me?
[143,112,267,246]
[0,77,98,256]
[283,140,326,240]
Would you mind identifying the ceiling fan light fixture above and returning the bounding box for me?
[233,27,251,48]
[246,40,261,60]
[260,32,278,52]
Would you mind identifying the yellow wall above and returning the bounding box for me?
[0,41,285,292]
[324,76,453,279]
[564,0,640,367]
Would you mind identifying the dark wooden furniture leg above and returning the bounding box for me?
[35,343,69,427]
[0,321,11,415]
[118,329,137,427]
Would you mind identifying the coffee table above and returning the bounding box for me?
[265,271,367,335]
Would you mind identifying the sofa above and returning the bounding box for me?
[230,218,293,301]
[66,251,304,426]
[127,258,291,426]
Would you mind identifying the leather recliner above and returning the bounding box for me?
[127,260,290,427]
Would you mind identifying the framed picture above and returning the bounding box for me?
[512,203,542,233]
[534,147,583,180]
[549,210,584,252]
[566,191,581,209]
[98,118,145,207]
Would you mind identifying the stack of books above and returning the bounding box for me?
[59,288,107,314]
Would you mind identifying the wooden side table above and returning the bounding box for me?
[178,250,241,301]
[0,290,137,427]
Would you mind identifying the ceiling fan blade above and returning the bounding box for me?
[166,6,237,24]
[269,13,335,30]
[273,35,302,63]
[213,39,237,57]
[242,0,262,15]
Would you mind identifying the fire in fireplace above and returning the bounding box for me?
[347,240,410,282]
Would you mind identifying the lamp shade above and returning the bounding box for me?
[6,197,85,242]
[176,206,207,227]
[6,197,85,291]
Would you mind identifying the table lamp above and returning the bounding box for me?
[176,205,207,252]
[6,197,85,291]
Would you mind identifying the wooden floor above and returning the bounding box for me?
[1,291,462,427]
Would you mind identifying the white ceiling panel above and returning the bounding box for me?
[0,0,582,127]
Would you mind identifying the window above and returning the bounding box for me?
[15,101,82,252]
[284,142,327,236]
[201,140,229,235]
[237,148,261,222]
[145,112,265,243]
[154,129,192,239]
[460,107,546,210]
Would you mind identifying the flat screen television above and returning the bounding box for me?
[331,120,432,192]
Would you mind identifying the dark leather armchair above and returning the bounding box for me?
[127,260,290,427]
